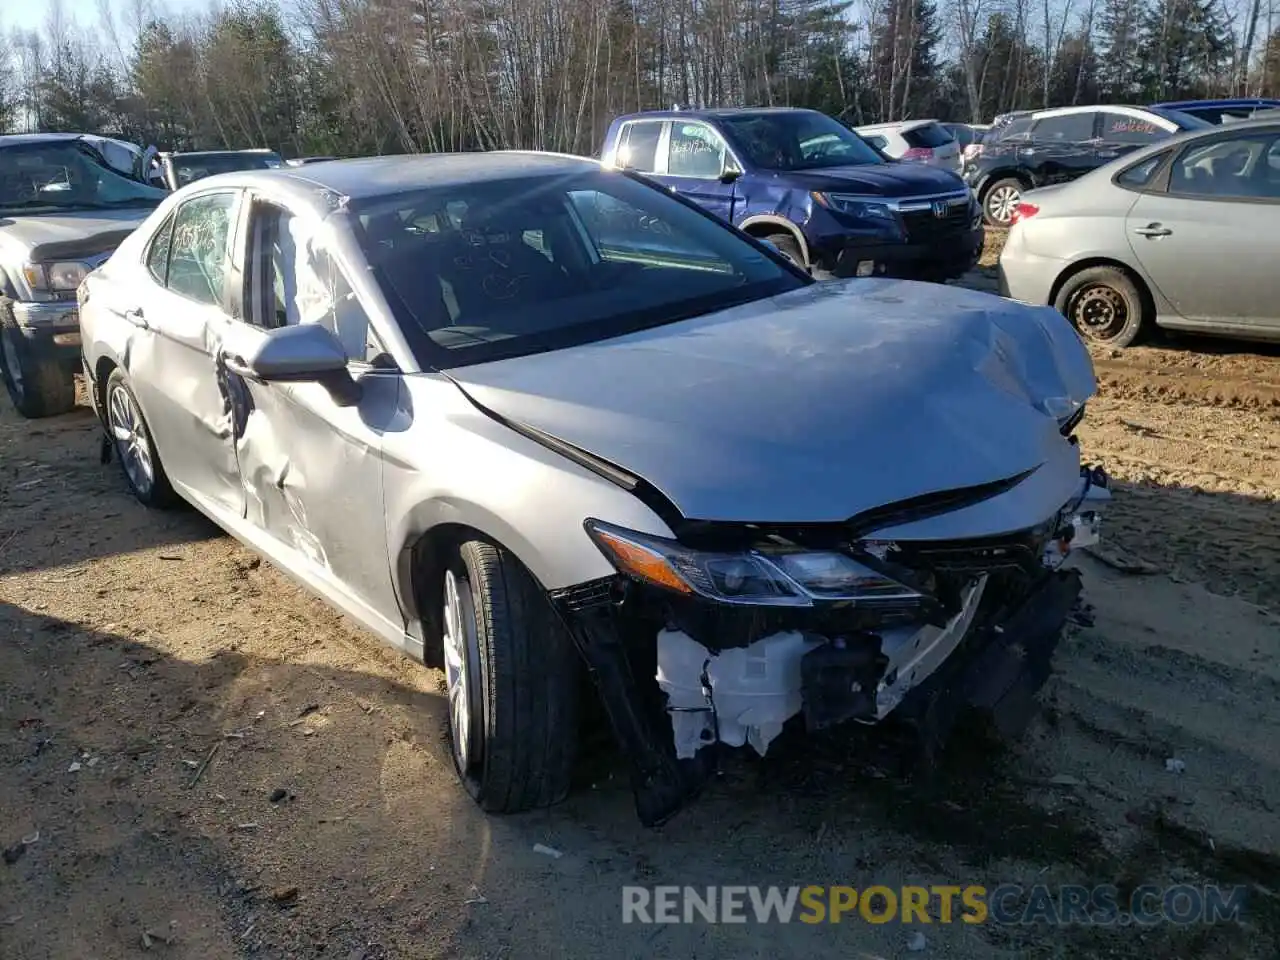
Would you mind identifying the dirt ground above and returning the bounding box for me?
[2,247,1278,958]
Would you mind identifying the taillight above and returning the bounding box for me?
[901,146,933,161]
[1010,202,1039,224]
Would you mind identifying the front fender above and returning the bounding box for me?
[383,376,677,622]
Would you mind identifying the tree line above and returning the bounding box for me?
[1,0,1278,157]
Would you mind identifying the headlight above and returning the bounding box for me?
[22,261,92,296]
[812,192,894,221]
[584,520,923,607]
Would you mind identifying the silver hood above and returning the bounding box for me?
[447,279,1097,527]
[0,208,155,262]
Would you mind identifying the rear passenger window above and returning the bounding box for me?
[617,122,663,172]
[146,213,175,284]
[1115,152,1167,190]
[1032,113,1096,142]
[1100,113,1165,145]
[166,192,238,307]
[667,123,732,178]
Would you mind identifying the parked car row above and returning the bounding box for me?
[998,116,1280,348]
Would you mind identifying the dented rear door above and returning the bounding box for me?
[129,188,246,517]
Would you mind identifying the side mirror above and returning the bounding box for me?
[718,156,742,185]
[225,324,362,406]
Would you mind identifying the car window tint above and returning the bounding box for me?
[1100,113,1165,145]
[166,192,237,306]
[617,122,663,172]
[1032,113,1095,142]
[349,171,799,366]
[1115,152,1167,189]
[904,123,954,148]
[864,134,888,150]
[1169,133,1280,200]
[250,205,385,362]
[146,213,176,284]
[667,123,730,178]
[993,116,1033,140]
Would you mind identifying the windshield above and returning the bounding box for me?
[169,152,282,186]
[349,169,807,368]
[0,140,167,215]
[717,112,885,170]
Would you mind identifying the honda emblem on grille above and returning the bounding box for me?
[932,199,949,218]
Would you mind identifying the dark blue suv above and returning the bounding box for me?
[600,107,983,282]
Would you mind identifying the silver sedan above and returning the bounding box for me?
[79,152,1109,825]
[998,118,1280,348]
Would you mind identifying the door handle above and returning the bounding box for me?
[221,352,259,381]
[123,307,148,329]
[1133,224,1173,238]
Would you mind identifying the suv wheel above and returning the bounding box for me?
[443,538,579,813]
[0,308,76,419]
[104,368,178,507]
[1054,266,1148,348]
[982,178,1025,226]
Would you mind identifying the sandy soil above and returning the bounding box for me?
[2,285,1278,959]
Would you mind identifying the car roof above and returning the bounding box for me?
[0,132,88,148]
[189,151,601,202]
[856,119,939,132]
[162,149,280,158]
[614,107,826,123]
[1153,97,1280,110]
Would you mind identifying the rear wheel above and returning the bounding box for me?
[443,538,579,812]
[1054,266,1148,349]
[104,368,178,507]
[0,309,76,419]
[982,177,1025,227]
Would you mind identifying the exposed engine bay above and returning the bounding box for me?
[551,462,1111,827]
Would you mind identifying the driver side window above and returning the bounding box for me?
[245,202,388,364]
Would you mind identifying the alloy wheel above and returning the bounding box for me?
[1068,283,1129,342]
[986,184,1020,224]
[107,384,155,497]
[442,568,482,775]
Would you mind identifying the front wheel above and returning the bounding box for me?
[0,310,76,419]
[1053,266,1149,349]
[443,539,580,813]
[764,232,807,271]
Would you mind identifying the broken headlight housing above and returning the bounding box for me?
[584,519,923,608]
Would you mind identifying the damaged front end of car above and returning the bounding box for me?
[548,461,1111,828]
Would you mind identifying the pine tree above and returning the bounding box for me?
[1096,0,1147,100]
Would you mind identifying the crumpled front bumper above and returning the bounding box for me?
[552,464,1111,827]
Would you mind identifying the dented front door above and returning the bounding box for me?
[217,196,404,626]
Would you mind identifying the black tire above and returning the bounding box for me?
[445,539,579,813]
[764,232,807,271]
[0,307,76,419]
[103,368,178,508]
[981,176,1026,227]
[1053,266,1148,349]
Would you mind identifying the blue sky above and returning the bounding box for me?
[3,0,223,35]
